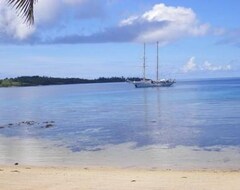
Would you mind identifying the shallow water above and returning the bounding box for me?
[0,78,240,168]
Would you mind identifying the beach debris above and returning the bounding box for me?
[11,170,20,173]
[131,180,136,182]
[230,169,240,172]
[14,163,19,166]
[0,169,3,171]
[182,176,188,179]
[150,167,157,171]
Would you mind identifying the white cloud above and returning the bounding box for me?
[121,4,210,44]
[120,16,138,26]
[182,57,198,73]
[35,0,62,25]
[201,61,232,71]
[0,1,35,40]
[182,57,232,73]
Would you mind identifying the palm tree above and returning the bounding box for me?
[7,0,37,25]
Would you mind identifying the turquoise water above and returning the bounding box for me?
[0,78,240,152]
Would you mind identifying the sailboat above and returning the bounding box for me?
[132,42,175,88]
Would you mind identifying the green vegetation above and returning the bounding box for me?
[0,79,22,87]
[0,76,141,87]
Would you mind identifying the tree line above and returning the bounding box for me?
[0,76,141,87]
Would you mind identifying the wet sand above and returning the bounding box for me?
[0,165,240,190]
[1,135,240,170]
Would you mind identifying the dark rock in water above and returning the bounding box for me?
[16,121,38,127]
[45,124,54,128]
[43,121,55,124]
[3,121,55,129]
[23,121,35,125]
[14,163,19,166]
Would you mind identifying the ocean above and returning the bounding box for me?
[0,78,240,168]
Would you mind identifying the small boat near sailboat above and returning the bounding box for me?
[131,42,175,88]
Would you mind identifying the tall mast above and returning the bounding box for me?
[156,41,159,81]
[143,43,146,81]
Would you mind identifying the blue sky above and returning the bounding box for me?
[0,0,240,79]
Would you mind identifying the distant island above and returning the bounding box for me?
[0,76,141,87]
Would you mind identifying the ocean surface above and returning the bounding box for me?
[0,78,240,168]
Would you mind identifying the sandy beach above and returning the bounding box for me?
[1,136,240,189]
[0,165,240,190]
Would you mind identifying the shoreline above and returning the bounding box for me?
[1,135,240,170]
[1,165,240,190]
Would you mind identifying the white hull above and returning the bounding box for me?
[133,80,175,88]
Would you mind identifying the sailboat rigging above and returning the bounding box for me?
[132,42,176,88]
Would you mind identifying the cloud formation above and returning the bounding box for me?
[182,57,232,73]
[182,57,197,73]
[123,4,209,44]
[0,2,209,44]
[0,1,35,41]
[49,3,209,44]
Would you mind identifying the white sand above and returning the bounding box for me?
[0,166,240,190]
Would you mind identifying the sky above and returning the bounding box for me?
[0,0,240,79]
